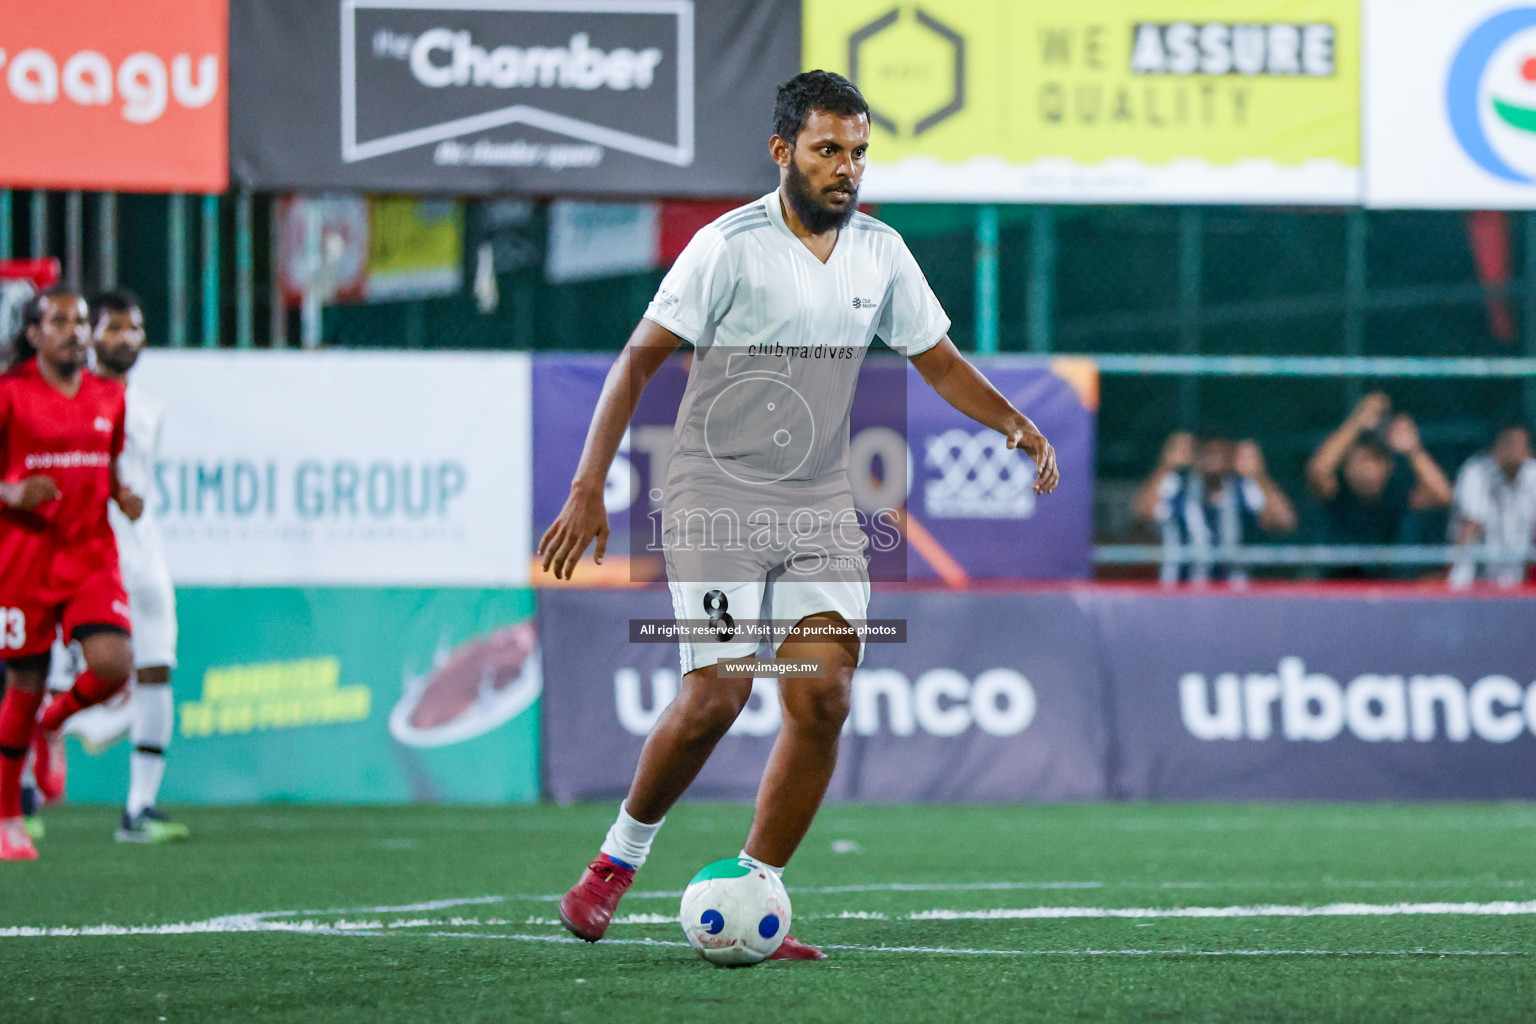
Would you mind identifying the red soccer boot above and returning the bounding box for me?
[0,817,38,862]
[769,934,827,961]
[30,728,66,804]
[558,854,636,942]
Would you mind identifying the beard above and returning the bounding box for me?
[95,343,140,376]
[784,156,858,234]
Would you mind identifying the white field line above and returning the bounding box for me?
[622,881,1104,900]
[11,896,1536,940]
[618,879,1527,901]
[373,931,1531,958]
[908,901,1536,921]
[0,917,1518,958]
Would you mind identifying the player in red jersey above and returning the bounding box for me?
[0,290,141,861]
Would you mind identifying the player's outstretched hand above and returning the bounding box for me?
[115,485,145,522]
[0,475,60,511]
[1007,424,1059,495]
[538,485,610,580]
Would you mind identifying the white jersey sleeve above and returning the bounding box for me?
[644,226,734,344]
[1452,457,1491,527]
[876,237,950,357]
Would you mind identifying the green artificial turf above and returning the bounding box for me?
[1,802,1533,1023]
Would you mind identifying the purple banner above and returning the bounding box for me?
[532,354,1095,582]
[539,588,1109,803]
[538,586,1536,802]
[1097,592,1536,800]
[901,358,1095,581]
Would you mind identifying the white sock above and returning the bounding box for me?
[127,683,173,817]
[740,849,784,876]
[599,802,664,870]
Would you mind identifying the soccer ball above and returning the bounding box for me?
[678,857,791,966]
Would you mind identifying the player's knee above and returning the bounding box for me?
[85,650,133,689]
[675,677,752,740]
[95,661,131,689]
[785,677,851,733]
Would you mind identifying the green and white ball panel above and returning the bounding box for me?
[678,857,792,966]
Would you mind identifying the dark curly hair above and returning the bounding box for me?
[89,288,141,329]
[6,287,82,369]
[772,70,869,145]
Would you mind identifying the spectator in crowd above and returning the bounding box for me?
[1448,422,1536,588]
[1306,393,1452,577]
[1133,431,1297,584]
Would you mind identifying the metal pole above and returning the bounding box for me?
[201,193,220,348]
[64,191,84,291]
[1525,212,1536,428]
[300,196,323,348]
[98,193,118,290]
[236,191,255,349]
[270,197,289,349]
[974,204,1000,354]
[1027,206,1056,354]
[1177,208,1203,428]
[0,191,11,261]
[29,191,47,258]
[1344,209,1367,407]
[168,194,188,348]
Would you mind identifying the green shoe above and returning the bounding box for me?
[116,809,190,844]
[22,816,43,841]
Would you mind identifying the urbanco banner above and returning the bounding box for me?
[803,0,1359,204]
[0,0,227,191]
[66,588,540,804]
[132,350,533,586]
[539,587,1536,802]
[539,588,1109,803]
[1365,0,1536,209]
[1097,592,1536,799]
[229,0,799,195]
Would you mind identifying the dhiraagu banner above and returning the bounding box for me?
[66,587,540,805]
[803,0,1360,203]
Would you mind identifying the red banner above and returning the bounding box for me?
[0,0,227,192]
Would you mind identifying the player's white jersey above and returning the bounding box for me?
[108,380,171,593]
[644,191,949,486]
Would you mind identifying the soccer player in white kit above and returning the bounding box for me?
[76,292,187,843]
[540,72,1059,959]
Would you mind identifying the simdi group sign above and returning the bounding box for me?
[803,0,1360,204]
[0,0,227,192]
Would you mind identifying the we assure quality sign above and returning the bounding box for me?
[803,0,1360,203]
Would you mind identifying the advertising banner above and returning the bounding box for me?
[1097,592,1536,800]
[531,354,1093,583]
[803,0,1359,204]
[1364,0,1536,209]
[67,588,541,805]
[229,0,798,196]
[904,358,1095,582]
[539,588,1109,803]
[133,351,533,586]
[277,195,466,306]
[0,0,228,191]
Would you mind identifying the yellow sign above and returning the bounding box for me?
[180,657,372,738]
[803,0,1360,202]
[366,197,464,301]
